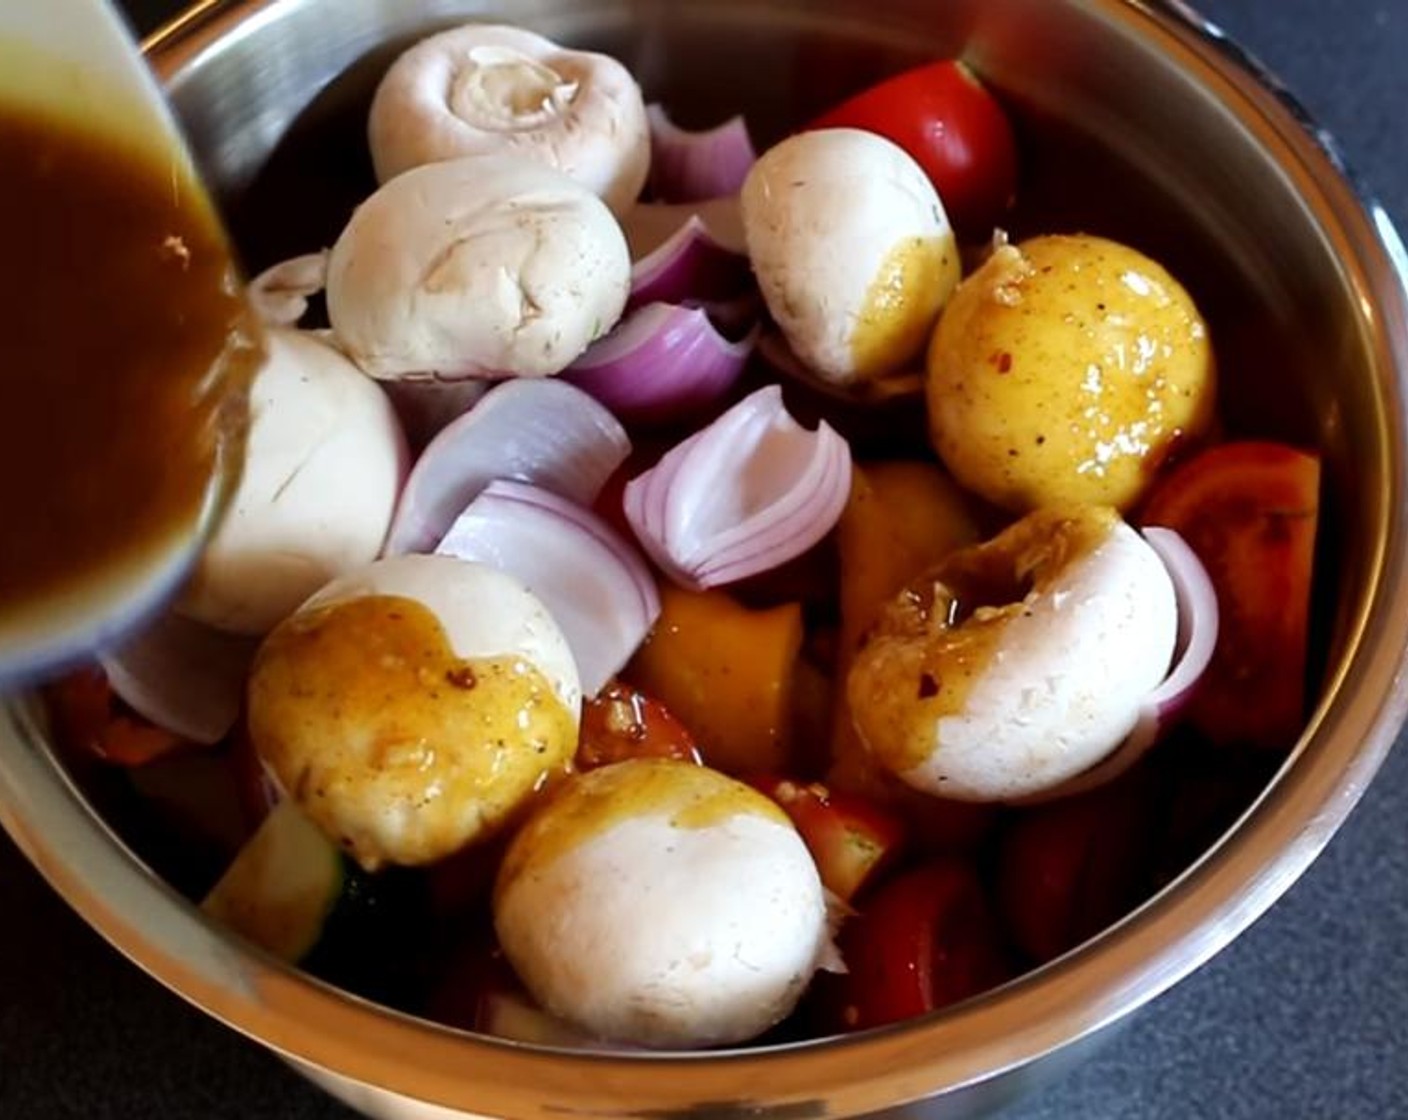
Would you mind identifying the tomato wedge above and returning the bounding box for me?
[42,664,189,767]
[576,680,702,770]
[807,60,1018,239]
[822,860,1009,1031]
[1141,441,1321,749]
[997,776,1154,965]
[746,774,906,902]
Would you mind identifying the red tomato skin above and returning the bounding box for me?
[745,774,907,902]
[997,776,1154,965]
[808,61,1018,239]
[1140,441,1320,750]
[823,860,1010,1031]
[42,664,190,767]
[576,680,703,771]
[910,795,1001,855]
[42,665,113,764]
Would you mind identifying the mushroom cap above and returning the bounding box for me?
[742,128,960,386]
[326,156,631,381]
[248,555,582,870]
[368,23,650,216]
[179,328,405,635]
[494,758,830,1047]
[849,506,1178,801]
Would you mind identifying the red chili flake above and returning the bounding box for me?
[445,666,478,690]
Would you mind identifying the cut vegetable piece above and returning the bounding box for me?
[577,680,702,769]
[385,379,630,556]
[41,665,113,766]
[625,584,803,774]
[1140,441,1320,749]
[435,480,660,697]
[201,798,345,963]
[746,774,907,903]
[628,215,754,310]
[645,104,757,202]
[99,609,257,745]
[202,798,433,1004]
[816,860,1009,1032]
[565,303,756,428]
[834,461,980,663]
[997,774,1155,963]
[1131,528,1221,741]
[622,385,852,589]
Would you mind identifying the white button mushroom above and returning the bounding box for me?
[847,506,1177,801]
[326,156,632,381]
[494,758,832,1048]
[246,251,329,328]
[368,23,650,216]
[179,328,405,636]
[248,554,582,871]
[741,128,961,387]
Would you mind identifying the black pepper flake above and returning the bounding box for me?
[1036,434,1047,445]
[917,673,939,699]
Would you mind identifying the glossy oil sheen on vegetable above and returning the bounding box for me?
[0,101,259,623]
[250,594,577,870]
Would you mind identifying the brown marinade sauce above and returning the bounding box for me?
[0,103,260,616]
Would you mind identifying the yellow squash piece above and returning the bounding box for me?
[626,584,803,774]
[829,460,979,798]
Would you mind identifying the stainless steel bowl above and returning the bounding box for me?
[3,1,1408,1118]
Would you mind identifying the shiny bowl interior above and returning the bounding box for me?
[3,0,1408,1117]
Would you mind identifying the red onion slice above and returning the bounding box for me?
[646,104,757,203]
[436,480,660,698]
[384,379,630,556]
[622,385,852,590]
[99,611,259,745]
[564,303,757,428]
[1013,526,1220,805]
[619,196,747,259]
[629,215,754,310]
[1131,527,1221,739]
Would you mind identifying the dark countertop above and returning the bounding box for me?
[3,1,1407,1117]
